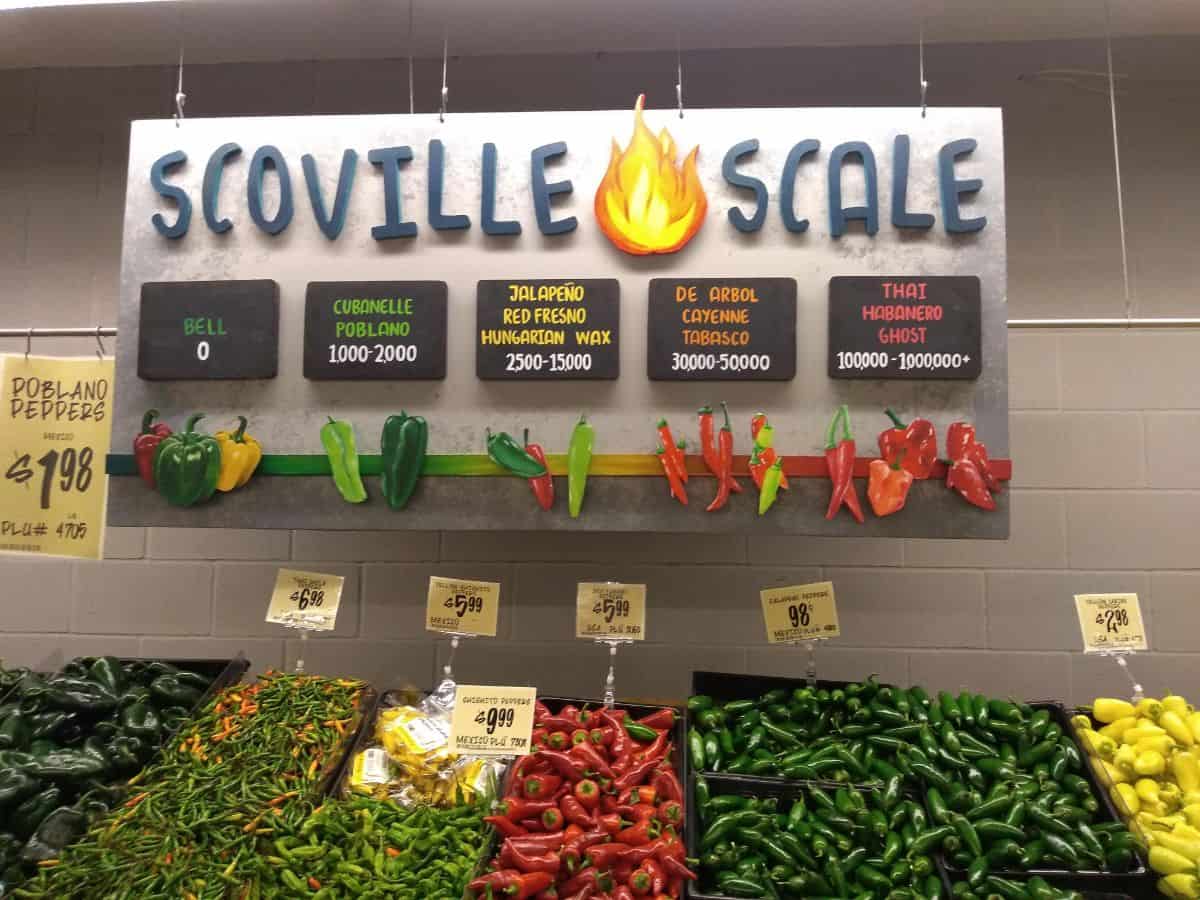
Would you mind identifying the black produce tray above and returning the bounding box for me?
[147,655,251,744]
[938,701,1151,895]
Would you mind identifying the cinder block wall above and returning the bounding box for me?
[2,37,1198,705]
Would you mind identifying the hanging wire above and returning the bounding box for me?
[94,326,107,359]
[919,22,928,118]
[25,328,32,360]
[1104,0,1133,322]
[675,34,684,118]
[439,33,448,123]
[174,46,186,126]
[407,0,415,115]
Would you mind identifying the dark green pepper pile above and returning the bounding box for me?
[688,678,1141,886]
[0,656,214,891]
[248,793,492,898]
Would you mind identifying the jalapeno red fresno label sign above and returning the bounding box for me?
[828,276,982,380]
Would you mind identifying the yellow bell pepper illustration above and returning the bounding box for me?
[1164,711,1197,747]
[1094,697,1137,724]
[214,416,262,492]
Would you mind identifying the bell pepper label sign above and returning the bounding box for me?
[265,568,344,631]
[426,576,500,637]
[449,684,537,756]
[647,278,797,381]
[137,280,279,380]
[1074,593,1148,653]
[303,281,448,380]
[761,581,841,644]
[476,279,620,380]
[575,582,646,640]
[0,355,114,560]
[828,276,982,380]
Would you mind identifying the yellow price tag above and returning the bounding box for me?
[426,576,500,636]
[449,684,537,756]
[265,568,344,631]
[761,581,841,644]
[0,355,114,560]
[1075,593,1148,653]
[576,583,646,640]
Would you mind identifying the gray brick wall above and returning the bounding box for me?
[2,37,1199,705]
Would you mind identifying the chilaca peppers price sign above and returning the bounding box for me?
[1074,593,1148,653]
[0,355,114,560]
[760,581,841,644]
[575,582,646,640]
[449,684,537,756]
[426,576,500,636]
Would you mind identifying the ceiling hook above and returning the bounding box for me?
[95,326,107,359]
[174,46,187,127]
[25,328,32,360]
[439,34,448,124]
[675,34,684,119]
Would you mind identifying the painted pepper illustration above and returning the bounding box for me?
[706,403,736,513]
[947,422,1001,493]
[758,459,784,516]
[524,429,555,511]
[486,429,547,479]
[700,405,741,493]
[878,408,937,479]
[154,413,221,507]
[567,415,594,518]
[321,416,367,504]
[656,445,688,505]
[867,456,914,517]
[213,416,262,492]
[749,412,788,492]
[133,409,171,488]
[824,405,865,524]
[380,412,427,510]
[947,458,996,511]
[656,418,688,484]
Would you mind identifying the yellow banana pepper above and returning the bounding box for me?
[214,416,262,492]
[1138,736,1180,757]
[1183,804,1200,830]
[1140,698,1166,721]
[1162,783,1185,811]
[1116,782,1142,814]
[1100,715,1140,742]
[1176,753,1200,793]
[1164,695,1194,717]
[1139,750,1170,777]
[1094,697,1137,724]
[1177,824,1200,841]
[1152,846,1199,876]
[1128,724,1170,743]
[1081,728,1117,759]
[1188,713,1200,745]
[1115,744,1139,772]
[1156,829,1200,861]
[1102,759,1132,784]
[1165,711,1197,747]
[1142,779,1166,803]
[1162,873,1200,900]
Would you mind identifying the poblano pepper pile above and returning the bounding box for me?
[13,671,366,900]
[0,657,215,893]
[688,678,1141,890]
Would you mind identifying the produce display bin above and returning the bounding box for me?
[136,654,251,743]
[937,702,1149,894]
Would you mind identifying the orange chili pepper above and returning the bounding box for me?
[308,877,321,890]
[867,457,914,517]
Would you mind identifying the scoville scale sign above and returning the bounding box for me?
[108,98,1009,538]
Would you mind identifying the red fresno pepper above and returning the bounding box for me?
[524,429,556,510]
[541,807,565,831]
[524,774,563,801]
[596,812,624,834]
[498,797,556,821]
[562,829,610,868]
[560,705,581,722]
[613,887,635,900]
[651,767,682,805]
[636,708,676,730]
[824,405,865,524]
[560,795,595,828]
[471,870,555,899]
[617,818,660,846]
[656,801,682,828]
[585,842,633,868]
[879,408,937,479]
[502,842,562,874]
[561,868,615,897]
[570,741,614,778]
[589,727,613,747]
[629,868,653,896]
[621,802,657,822]
[535,889,558,900]
[547,731,570,751]
[619,786,657,806]
[642,858,667,893]
[537,749,589,781]
[574,778,601,810]
[661,856,696,882]
[485,815,528,838]
[508,832,567,853]
[133,409,172,488]
[614,756,664,792]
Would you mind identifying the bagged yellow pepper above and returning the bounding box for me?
[214,416,262,491]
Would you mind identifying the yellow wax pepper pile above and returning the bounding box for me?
[1075,694,1200,898]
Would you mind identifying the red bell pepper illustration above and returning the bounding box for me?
[133,409,172,488]
[947,422,1001,493]
[824,405,865,524]
[867,457,914,517]
[878,408,937,479]
[699,405,742,493]
[523,429,555,511]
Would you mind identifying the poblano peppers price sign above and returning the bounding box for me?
[1075,593,1148,653]
[265,568,345,631]
[449,684,537,756]
[761,581,841,644]
[426,576,500,636]
[0,355,114,560]
[576,582,646,640]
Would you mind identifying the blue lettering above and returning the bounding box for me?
[428,140,470,231]
[891,135,935,230]
[246,145,294,236]
[202,142,241,234]
[939,138,987,233]
[481,142,520,236]
[368,146,418,240]
[828,141,879,237]
[302,149,357,241]
[780,139,819,234]
[723,139,767,233]
[530,142,576,236]
[149,150,190,239]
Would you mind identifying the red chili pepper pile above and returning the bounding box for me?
[472,701,696,900]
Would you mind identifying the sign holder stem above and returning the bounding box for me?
[441,631,476,684]
[599,639,632,709]
[289,623,321,673]
[804,639,818,688]
[1104,650,1144,702]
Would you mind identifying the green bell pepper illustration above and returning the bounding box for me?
[153,413,221,507]
[380,412,428,510]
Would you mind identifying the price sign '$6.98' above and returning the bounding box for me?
[265,568,345,631]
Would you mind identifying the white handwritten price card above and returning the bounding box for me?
[576,582,646,640]
[426,576,500,636]
[265,568,344,631]
[1075,593,1148,653]
[449,684,537,756]
[761,581,841,644]
[0,355,114,560]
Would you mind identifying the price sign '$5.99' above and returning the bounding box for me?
[0,355,114,560]
[761,581,841,644]
[449,684,537,756]
[426,576,500,636]
[265,568,345,631]
[1075,593,1148,653]
[576,583,646,640]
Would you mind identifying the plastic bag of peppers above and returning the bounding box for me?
[470,699,697,900]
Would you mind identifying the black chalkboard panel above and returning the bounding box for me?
[138,280,278,380]
[828,276,982,380]
[303,281,448,380]
[647,278,797,381]
[476,279,620,380]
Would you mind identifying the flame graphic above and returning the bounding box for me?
[594,95,707,255]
